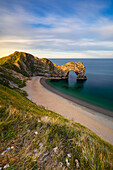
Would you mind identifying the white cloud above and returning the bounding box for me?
[0,4,113,58]
[33,50,113,59]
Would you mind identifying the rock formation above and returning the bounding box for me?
[0,51,87,80]
[56,62,87,80]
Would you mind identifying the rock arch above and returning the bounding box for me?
[56,62,87,80]
[1,51,87,80]
[66,70,78,78]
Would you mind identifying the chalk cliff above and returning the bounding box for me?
[0,51,87,80]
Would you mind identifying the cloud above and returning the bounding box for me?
[0,0,113,58]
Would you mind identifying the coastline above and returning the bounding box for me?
[40,78,113,118]
[23,76,113,144]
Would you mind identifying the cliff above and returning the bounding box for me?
[0,51,87,80]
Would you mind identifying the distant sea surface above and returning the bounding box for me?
[47,59,113,113]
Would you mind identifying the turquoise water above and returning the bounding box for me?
[47,59,113,112]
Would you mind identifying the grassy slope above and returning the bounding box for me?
[0,51,31,76]
[0,67,26,88]
[0,85,113,169]
[0,51,85,79]
[0,52,113,169]
[0,52,55,77]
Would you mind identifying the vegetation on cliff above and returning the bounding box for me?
[0,66,26,88]
[0,51,56,77]
[0,85,113,169]
[0,51,86,79]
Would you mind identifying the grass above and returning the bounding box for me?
[2,62,29,77]
[0,67,26,88]
[13,88,28,97]
[0,85,113,169]
[0,52,31,76]
[0,52,56,78]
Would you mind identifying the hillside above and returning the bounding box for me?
[0,51,86,80]
[0,85,113,169]
[0,52,113,169]
[0,51,56,77]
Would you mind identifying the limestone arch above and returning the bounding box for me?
[66,70,79,79]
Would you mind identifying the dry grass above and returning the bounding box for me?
[0,85,113,169]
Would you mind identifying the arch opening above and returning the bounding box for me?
[68,70,77,87]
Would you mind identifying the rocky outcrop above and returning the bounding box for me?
[55,62,87,80]
[0,51,87,80]
[0,66,27,88]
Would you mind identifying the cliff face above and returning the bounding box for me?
[0,66,27,88]
[56,62,86,80]
[0,51,87,80]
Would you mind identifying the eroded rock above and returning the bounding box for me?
[0,51,87,80]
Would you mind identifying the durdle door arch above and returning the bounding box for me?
[57,62,87,80]
[65,70,79,79]
[6,51,87,81]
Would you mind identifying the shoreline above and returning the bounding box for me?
[23,76,113,144]
[40,78,113,118]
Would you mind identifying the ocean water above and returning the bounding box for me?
[47,59,113,112]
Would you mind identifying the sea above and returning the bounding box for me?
[47,59,113,112]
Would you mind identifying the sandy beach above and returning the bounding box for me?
[23,76,113,145]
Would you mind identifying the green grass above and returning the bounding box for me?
[0,66,26,88]
[0,73,26,88]
[0,85,113,169]
[2,62,29,77]
[13,88,28,97]
[0,52,31,76]
[40,58,55,71]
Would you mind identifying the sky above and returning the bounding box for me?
[0,0,113,58]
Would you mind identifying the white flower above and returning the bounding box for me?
[27,130,30,133]
[53,146,58,153]
[4,164,10,169]
[67,153,71,158]
[39,143,43,147]
[65,158,70,167]
[11,146,14,149]
[34,131,38,135]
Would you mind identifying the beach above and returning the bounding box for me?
[41,78,113,118]
[23,76,113,145]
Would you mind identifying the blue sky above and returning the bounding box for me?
[0,0,113,58]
